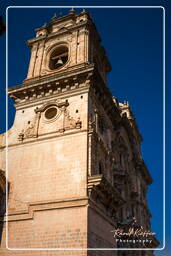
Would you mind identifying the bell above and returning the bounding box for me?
[56,58,63,65]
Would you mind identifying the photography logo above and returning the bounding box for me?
[111,216,156,248]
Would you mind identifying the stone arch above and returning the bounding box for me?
[44,41,70,72]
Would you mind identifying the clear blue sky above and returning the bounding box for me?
[0,0,170,255]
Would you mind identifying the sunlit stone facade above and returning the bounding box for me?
[0,9,158,256]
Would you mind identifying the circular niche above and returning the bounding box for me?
[44,107,57,120]
[49,46,68,70]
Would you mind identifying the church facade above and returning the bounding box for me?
[0,9,158,256]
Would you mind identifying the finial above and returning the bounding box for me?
[82,8,86,13]
[69,7,75,15]
[124,100,129,106]
[51,13,57,21]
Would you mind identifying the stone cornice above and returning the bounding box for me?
[15,88,89,110]
[8,64,94,105]
[88,174,125,211]
[9,63,94,93]
[4,129,88,149]
[4,197,88,222]
[34,11,92,33]
[28,19,91,47]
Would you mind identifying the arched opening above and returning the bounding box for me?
[49,46,68,70]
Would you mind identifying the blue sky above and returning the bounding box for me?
[0,0,170,255]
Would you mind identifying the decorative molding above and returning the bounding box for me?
[10,129,88,148]
[5,197,88,222]
[88,174,125,213]
[18,111,41,141]
[18,99,82,142]
[8,64,94,105]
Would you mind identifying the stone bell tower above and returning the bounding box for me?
[0,8,158,256]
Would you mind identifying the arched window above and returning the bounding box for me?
[49,46,68,70]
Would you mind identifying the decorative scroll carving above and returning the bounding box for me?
[62,108,82,131]
[18,131,24,142]
[18,99,82,141]
[24,111,41,139]
[24,122,36,138]
[75,117,82,129]
[18,110,41,141]
[88,174,125,212]
[35,99,69,114]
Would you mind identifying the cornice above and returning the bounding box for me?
[88,174,125,211]
[5,129,88,149]
[8,64,94,105]
[9,63,94,93]
[4,197,88,222]
[28,20,90,47]
[15,87,90,110]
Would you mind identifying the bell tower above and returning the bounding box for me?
[26,8,110,83]
[0,8,158,256]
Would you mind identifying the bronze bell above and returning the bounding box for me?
[56,58,63,65]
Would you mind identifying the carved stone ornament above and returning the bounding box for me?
[88,120,96,132]
[18,131,24,142]
[62,109,82,131]
[18,108,41,141]
[18,99,82,141]
[88,174,125,211]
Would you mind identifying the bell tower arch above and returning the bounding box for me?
[27,9,90,79]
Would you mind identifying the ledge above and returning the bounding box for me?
[88,174,125,211]
[4,197,88,222]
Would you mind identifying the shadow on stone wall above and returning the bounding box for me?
[0,188,6,245]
